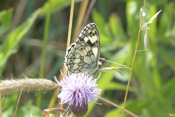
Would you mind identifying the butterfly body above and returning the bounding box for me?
[64,23,101,74]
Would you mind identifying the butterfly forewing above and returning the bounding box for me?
[64,23,101,74]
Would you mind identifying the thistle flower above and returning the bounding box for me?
[55,73,101,117]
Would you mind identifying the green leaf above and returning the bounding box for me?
[105,82,137,94]
[148,5,157,40]
[0,8,13,35]
[157,3,174,37]
[153,67,162,89]
[92,10,105,29]
[87,44,131,115]
[109,13,127,43]
[105,108,121,117]
[168,113,175,117]
[41,0,81,15]
[2,95,42,117]
[158,47,175,71]
[0,9,41,74]
[163,76,175,98]
[126,99,150,113]
[126,1,139,34]
[147,0,167,5]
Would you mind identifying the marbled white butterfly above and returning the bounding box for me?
[64,23,102,74]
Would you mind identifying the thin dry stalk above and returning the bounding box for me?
[0,79,58,95]
[99,97,138,117]
[48,87,59,108]
[121,0,147,116]
[14,88,23,117]
[82,0,96,27]
[59,0,75,110]
[10,0,28,31]
[48,67,66,109]
[43,108,69,117]
[66,0,75,49]
[48,0,75,111]
[73,0,89,42]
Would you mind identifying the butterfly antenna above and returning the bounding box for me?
[100,58,131,70]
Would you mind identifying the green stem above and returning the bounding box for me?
[121,0,147,116]
[37,1,51,107]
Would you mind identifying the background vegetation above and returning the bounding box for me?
[0,0,175,116]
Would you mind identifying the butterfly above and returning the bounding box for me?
[64,23,102,74]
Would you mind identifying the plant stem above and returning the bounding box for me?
[14,89,23,117]
[99,97,138,117]
[121,0,146,116]
[82,0,96,27]
[67,0,75,49]
[48,0,75,111]
[60,0,75,110]
[37,0,51,107]
[73,0,89,42]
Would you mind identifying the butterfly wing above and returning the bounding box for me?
[64,23,101,74]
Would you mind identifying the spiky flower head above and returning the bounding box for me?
[55,73,101,117]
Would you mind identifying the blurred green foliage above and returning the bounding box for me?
[0,9,13,35]
[2,94,41,117]
[0,9,40,74]
[0,0,175,117]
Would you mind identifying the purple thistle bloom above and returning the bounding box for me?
[55,73,101,116]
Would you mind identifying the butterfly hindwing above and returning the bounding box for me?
[64,23,101,74]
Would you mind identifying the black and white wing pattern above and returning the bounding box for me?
[64,23,101,74]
